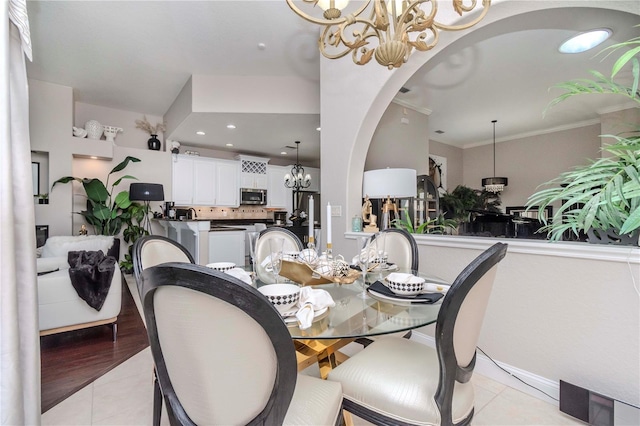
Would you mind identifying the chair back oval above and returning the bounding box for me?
[374,228,419,272]
[133,236,195,295]
[435,242,508,423]
[139,263,297,425]
[255,228,303,283]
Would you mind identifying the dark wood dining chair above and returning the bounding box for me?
[139,262,343,425]
[132,235,195,426]
[327,242,508,426]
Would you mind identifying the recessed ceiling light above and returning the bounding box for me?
[559,29,612,54]
[226,143,233,147]
[316,127,321,131]
[226,124,236,129]
[90,156,98,159]
[281,151,287,155]
[196,131,205,135]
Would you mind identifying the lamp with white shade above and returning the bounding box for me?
[363,168,417,230]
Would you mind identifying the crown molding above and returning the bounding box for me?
[391,98,432,116]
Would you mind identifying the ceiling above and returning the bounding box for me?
[25,1,640,163]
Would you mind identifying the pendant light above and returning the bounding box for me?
[482,120,508,193]
[284,141,311,190]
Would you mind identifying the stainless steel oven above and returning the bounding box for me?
[240,188,267,205]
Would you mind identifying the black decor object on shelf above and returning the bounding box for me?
[147,134,161,151]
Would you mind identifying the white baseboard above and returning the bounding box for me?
[410,331,559,405]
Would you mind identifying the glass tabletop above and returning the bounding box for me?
[255,267,450,340]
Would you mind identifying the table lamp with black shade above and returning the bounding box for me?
[129,183,164,234]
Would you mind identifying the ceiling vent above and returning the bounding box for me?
[399,86,410,94]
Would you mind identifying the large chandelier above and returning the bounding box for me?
[284,141,312,190]
[482,120,508,193]
[286,0,491,69]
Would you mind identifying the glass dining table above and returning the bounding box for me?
[254,267,450,378]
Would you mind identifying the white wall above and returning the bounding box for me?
[413,236,640,404]
[366,102,429,174]
[462,124,602,209]
[29,79,74,237]
[322,0,640,406]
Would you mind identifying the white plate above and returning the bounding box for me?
[424,282,450,293]
[368,288,420,305]
[283,306,329,324]
[370,263,398,272]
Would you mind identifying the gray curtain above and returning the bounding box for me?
[1,1,41,424]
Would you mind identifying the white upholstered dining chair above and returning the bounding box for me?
[376,228,419,272]
[132,235,195,426]
[139,262,344,425]
[327,242,508,426]
[254,227,304,283]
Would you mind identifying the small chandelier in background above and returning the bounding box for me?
[284,141,311,190]
[482,119,508,193]
[286,0,491,69]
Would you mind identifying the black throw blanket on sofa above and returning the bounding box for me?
[68,250,116,311]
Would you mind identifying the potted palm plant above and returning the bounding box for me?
[526,32,640,244]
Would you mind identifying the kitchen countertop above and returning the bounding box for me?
[209,225,246,232]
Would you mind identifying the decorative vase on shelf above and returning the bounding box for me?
[85,120,103,140]
[147,134,161,151]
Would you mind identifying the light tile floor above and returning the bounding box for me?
[42,276,582,426]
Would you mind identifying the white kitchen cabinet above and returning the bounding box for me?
[240,173,268,190]
[209,230,245,266]
[215,159,240,206]
[172,155,239,207]
[172,155,195,205]
[193,158,216,205]
[267,165,292,209]
[237,155,268,189]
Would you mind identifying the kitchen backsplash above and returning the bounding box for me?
[174,206,285,221]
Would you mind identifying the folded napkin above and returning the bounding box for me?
[368,281,444,304]
[295,287,335,329]
[225,268,253,285]
[260,255,272,269]
[351,246,378,266]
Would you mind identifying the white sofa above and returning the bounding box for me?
[37,235,122,340]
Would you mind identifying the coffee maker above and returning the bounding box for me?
[274,211,287,226]
[164,201,176,219]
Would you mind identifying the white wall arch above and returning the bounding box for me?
[321,0,640,257]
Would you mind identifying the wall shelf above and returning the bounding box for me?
[69,136,113,160]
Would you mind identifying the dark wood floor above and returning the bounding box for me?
[40,275,149,413]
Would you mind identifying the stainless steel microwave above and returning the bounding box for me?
[240,188,267,205]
